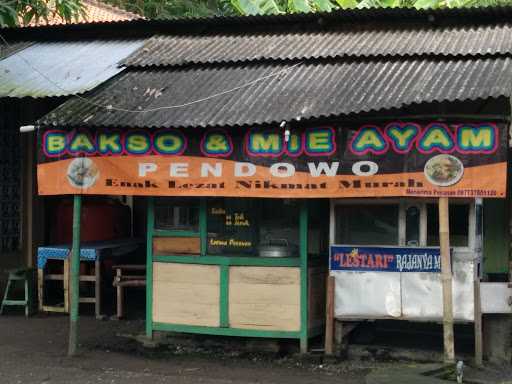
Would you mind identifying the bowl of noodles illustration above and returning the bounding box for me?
[67,158,99,189]
[424,154,464,187]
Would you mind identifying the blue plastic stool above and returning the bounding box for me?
[0,268,35,316]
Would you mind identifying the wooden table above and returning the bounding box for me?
[37,238,142,318]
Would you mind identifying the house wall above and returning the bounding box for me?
[0,97,63,297]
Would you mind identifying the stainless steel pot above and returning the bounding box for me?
[258,239,298,258]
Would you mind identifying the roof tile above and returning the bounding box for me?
[23,0,142,27]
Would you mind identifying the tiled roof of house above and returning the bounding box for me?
[24,0,142,27]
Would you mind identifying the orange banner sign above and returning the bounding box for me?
[37,122,507,198]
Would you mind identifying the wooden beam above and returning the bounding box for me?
[64,259,69,313]
[474,279,483,367]
[116,267,123,319]
[44,274,65,280]
[324,275,335,355]
[439,197,455,363]
[299,201,309,354]
[79,297,96,303]
[37,269,44,312]
[22,131,34,268]
[474,198,483,367]
[94,259,101,319]
[114,280,146,287]
[114,275,146,282]
[146,197,154,339]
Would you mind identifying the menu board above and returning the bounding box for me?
[207,199,258,255]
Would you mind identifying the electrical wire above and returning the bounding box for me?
[0,33,302,114]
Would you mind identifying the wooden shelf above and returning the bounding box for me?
[153,255,301,267]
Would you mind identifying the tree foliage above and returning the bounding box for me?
[103,0,512,18]
[103,0,236,18]
[230,0,512,14]
[2,0,512,28]
[0,0,86,27]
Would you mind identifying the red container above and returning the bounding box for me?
[54,198,131,244]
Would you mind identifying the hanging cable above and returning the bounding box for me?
[0,33,302,115]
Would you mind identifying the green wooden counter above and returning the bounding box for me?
[145,198,325,352]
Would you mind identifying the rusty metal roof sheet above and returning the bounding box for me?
[0,39,144,98]
[123,23,512,67]
[39,56,512,128]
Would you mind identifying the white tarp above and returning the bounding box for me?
[480,283,512,314]
[333,256,475,322]
[333,271,401,319]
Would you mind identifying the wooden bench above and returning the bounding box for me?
[37,239,142,318]
[112,264,146,319]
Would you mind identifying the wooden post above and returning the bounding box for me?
[37,269,44,311]
[324,275,335,355]
[94,259,101,319]
[439,197,455,363]
[68,195,82,357]
[116,268,123,319]
[63,259,70,313]
[22,131,34,268]
[299,201,309,354]
[474,279,483,367]
[473,198,483,367]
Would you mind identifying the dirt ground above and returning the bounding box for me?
[2,312,512,384]
[0,314,371,384]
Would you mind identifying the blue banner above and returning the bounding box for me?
[330,245,441,272]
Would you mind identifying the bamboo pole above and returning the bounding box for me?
[324,275,335,355]
[68,195,82,357]
[439,197,455,363]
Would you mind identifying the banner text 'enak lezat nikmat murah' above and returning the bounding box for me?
[37,122,507,198]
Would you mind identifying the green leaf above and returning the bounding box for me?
[356,0,382,8]
[311,0,336,11]
[413,0,441,8]
[0,1,18,27]
[22,8,35,24]
[0,0,87,26]
[333,0,358,8]
[288,0,312,12]
[383,0,402,5]
[231,0,283,14]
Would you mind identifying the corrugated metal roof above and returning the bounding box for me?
[0,39,144,98]
[39,57,512,128]
[123,24,512,67]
